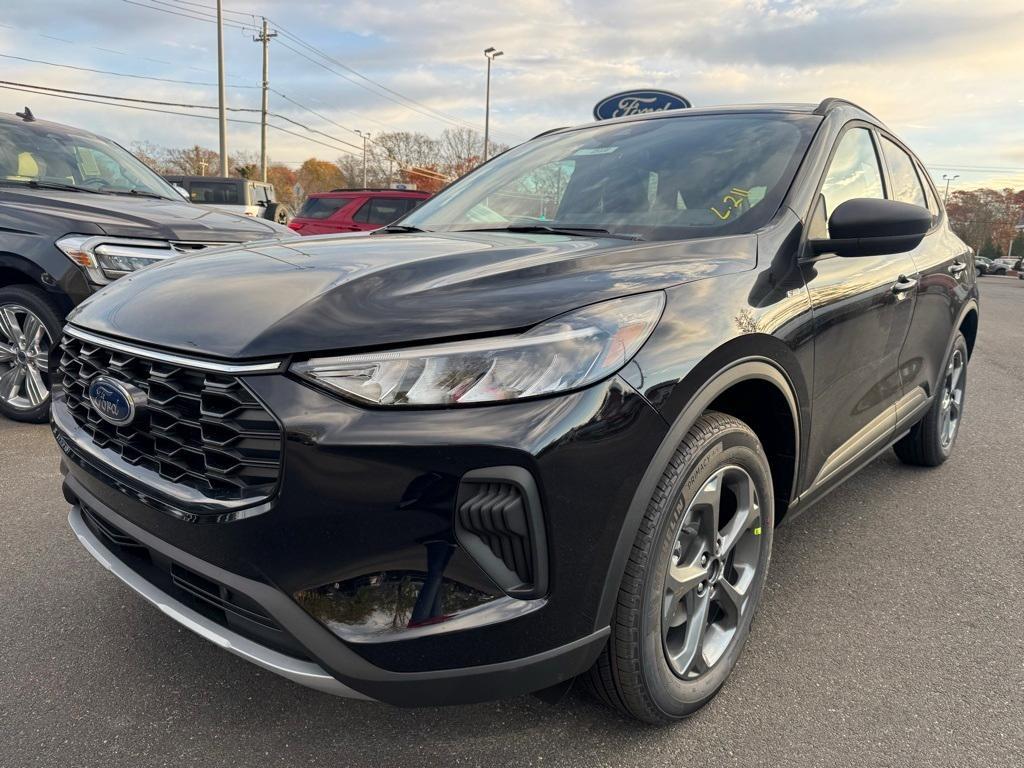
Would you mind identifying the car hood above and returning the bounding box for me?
[68,230,756,359]
[0,187,289,242]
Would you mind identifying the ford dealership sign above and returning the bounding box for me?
[593,90,692,121]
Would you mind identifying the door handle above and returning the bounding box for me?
[891,275,918,295]
[948,260,968,277]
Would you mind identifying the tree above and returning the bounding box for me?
[295,158,346,197]
[266,164,298,208]
[978,237,1000,260]
[164,145,220,176]
[1010,230,1024,261]
[130,141,168,173]
[946,187,1024,256]
[402,165,449,194]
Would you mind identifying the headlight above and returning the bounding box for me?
[56,235,178,284]
[292,292,665,407]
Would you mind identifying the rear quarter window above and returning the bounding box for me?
[298,197,351,219]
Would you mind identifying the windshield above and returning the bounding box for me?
[0,120,179,199]
[403,113,820,241]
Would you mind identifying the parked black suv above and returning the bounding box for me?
[0,111,295,423]
[55,99,978,723]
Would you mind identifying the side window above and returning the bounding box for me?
[915,160,940,220]
[352,199,371,223]
[819,128,885,233]
[365,198,405,225]
[880,138,927,209]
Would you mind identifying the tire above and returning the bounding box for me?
[894,331,968,467]
[586,411,774,724]
[265,202,289,224]
[0,284,64,423]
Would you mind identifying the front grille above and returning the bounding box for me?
[59,334,282,503]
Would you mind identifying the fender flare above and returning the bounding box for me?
[593,356,800,630]
[954,299,979,357]
[0,252,47,285]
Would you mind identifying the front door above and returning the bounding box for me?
[802,125,920,491]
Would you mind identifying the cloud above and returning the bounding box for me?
[0,0,1021,187]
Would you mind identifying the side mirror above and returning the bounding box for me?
[810,198,932,257]
[173,184,190,200]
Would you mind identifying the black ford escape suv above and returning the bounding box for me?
[55,99,977,723]
[0,110,294,423]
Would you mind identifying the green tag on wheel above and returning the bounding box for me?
[753,527,762,536]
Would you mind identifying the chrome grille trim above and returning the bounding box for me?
[64,326,284,374]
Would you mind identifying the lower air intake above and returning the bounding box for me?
[455,466,548,599]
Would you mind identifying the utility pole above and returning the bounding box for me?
[355,130,370,187]
[253,18,277,182]
[942,173,959,205]
[482,47,503,162]
[215,0,228,176]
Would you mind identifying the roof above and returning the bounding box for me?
[164,175,271,185]
[535,97,882,140]
[311,188,431,196]
[0,110,101,139]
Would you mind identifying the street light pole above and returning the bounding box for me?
[942,173,959,205]
[355,130,370,188]
[253,18,277,183]
[215,0,228,176]
[482,47,503,163]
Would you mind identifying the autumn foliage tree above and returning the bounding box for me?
[295,158,346,196]
[946,187,1024,257]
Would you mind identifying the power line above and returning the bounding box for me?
[0,83,359,157]
[161,0,504,138]
[0,79,363,151]
[0,52,260,89]
[121,0,258,32]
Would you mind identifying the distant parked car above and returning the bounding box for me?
[975,256,994,276]
[986,258,1018,275]
[288,188,430,235]
[164,175,290,224]
[0,110,296,423]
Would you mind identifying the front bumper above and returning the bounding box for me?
[56,366,669,705]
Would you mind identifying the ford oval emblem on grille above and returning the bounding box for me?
[88,376,145,427]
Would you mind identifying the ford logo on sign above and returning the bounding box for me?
[593,90,691,121]
[88,376,144,427]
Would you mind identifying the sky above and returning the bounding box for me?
[1,0,1022,192]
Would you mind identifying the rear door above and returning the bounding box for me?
[351,197,411,230]
[880,136,972,424]
[803,125,920,490]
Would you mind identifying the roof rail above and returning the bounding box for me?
[813,98,881,121]
[328,187,422,193]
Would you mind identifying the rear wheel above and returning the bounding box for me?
[894,332,968,467]
[0,285,63,423]
[586,412,774,723]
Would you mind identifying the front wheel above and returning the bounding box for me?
[894,332,968,467]
[0,285,63,423]
[586,411,774,723]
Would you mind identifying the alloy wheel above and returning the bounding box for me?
[939,348,965,448]
[0,303,52,411]
[662,465,763,679]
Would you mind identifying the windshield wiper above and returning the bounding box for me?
[374,224,427,234]
[461,224,644,241]
[106,188,166,199]
[10,179,103,195]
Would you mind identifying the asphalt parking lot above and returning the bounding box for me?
[1,279,1022,768]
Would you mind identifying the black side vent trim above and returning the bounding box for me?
[454,466,548,599]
